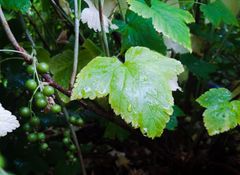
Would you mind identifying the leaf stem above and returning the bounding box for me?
[98,0,110,56]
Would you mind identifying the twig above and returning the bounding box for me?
[98,0,110,56]
[70,0,81,88]
[49,0,85,45]
[42,74,71,96]
[50,0,74,26]
[0,7,31,63]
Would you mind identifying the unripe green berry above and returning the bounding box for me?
[76,118,84,126]
[69,144,77,152]
[25,79,37,91]
[69,116,77,124]
[63,137,71,145]
[26,65,35,74]
[43,86,54,96]
[30,117,40,126]
[19,107,31,118]
[38,132,46,141]
[27,133,38,142]
[34,92,45,99]
[35,98,48,109]
[40,143,49,151]
[23,123,31,132]
[50,104,61,113]
[37,62,49,74]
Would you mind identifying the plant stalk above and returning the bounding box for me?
[70,0,81,88]
[98,0,110,56]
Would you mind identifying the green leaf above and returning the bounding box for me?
[0,0,31,13]
[180,54,218,79]
[196,88,232,108]
[197,88,240,136]
[203,101,240,136]
[200,0,238,27]
[71,47,184,138]
[115,11,166,54]
[166,105,184,131]
[127,0,195,51]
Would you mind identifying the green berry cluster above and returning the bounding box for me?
[20,62,63,152]
[62,130,78,162]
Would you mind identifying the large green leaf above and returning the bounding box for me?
[127,0,195,51]
[115,11,166,54]
[71,47,184,138]
[200,0,238,27]
[0,0,31,13]
[197,88,240,136]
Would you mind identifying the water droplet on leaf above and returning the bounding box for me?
[127,104,132,112]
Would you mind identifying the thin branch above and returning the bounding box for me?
[98,0,110,56]
[50,0,74,26]
[49,0,85,45]
[70,0,81,88]
[42,74,71,96]
[62,106,87,175]
[0,7,31,63]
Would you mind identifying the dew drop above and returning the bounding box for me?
[127,104,132,112]
[143,128,148,133]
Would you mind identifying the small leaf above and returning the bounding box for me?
[71,47,184,138]
[203,101,240,136]
[0,103,20,137]
[197,88,232,108]
[0,0,31,13]
[200,0,238,27]
[197,88,240,136]
[127,0,195,51]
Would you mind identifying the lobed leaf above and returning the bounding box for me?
[127,0,195,51]
[197,88,240,136]
[71,47,184,138]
